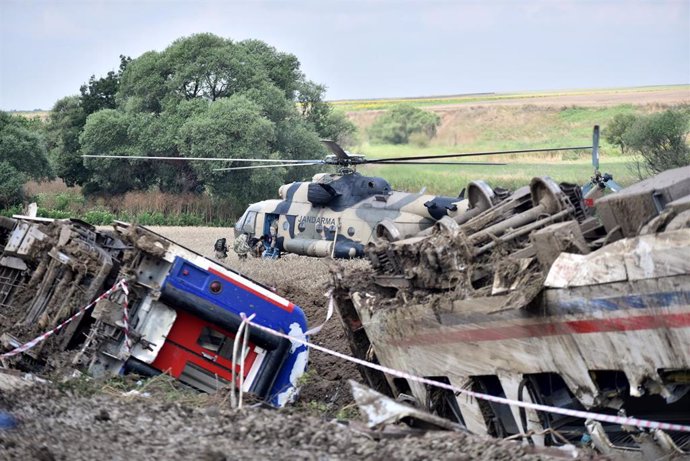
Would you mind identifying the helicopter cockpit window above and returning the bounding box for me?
[235,210,257,234]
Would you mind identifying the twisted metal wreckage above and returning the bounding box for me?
[1,165,689,459]
[333,165,690,458]
[0,220,308,407]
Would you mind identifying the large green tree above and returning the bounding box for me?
[47,57,131,187]
[72,33,354,200]
[80,55,131,115]
[46,96,88,186]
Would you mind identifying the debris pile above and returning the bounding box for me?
[335,166,690,458]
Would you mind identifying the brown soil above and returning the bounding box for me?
[0,378,592,461]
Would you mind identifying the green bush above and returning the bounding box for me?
[54,192,85,211]
[83,209,116,225]
[368,104,441,145]
[0,204,23,217]
[560,150,583,161]
[135,211,167,226]
[623,108,690,177]
[37,208,72,219]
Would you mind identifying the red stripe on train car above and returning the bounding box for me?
[397,312,690,346]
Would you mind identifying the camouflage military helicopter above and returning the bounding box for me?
[86,127,611,259]
[224,125,622,259]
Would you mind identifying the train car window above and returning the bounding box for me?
[197,327,236,361]
[198,327,224,352]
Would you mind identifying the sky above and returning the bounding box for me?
[0,0,688,111]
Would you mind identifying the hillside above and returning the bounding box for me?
[338,86,689,194]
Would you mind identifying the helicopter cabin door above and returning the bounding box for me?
[263,213,281,250]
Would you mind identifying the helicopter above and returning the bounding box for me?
[85,126,618,259]
[218,126,622,260]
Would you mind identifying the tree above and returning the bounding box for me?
[297,80,356,144]
[368,104,441,145]
[0,112,53,181]
[178,95,278,203]
[80,55,131,115]
[0,161,25,208]
[47,57,131,188]
[55,33,354,207]
[79,109,153,195]
[45,96,88,186]
[604,113,637,155]
[623,108,690,177]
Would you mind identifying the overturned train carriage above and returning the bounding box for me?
[0,219,308,406]
[334,165,690,457]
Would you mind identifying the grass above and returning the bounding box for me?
[358,156,636,196]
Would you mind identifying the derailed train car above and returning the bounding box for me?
[0,219,308,406]
[334,165,690,457]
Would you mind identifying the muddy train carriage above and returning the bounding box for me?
[334,166,690,457]
[0,219,308,407]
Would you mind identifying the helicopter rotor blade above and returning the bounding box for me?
[364,145,592,163]
[363,161,507,166]
[321,140,351,160]
[213,162,324,172]
[82,155,323,163]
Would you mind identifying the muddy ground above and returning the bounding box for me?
[0,227,597,460]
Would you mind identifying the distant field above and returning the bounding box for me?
[9,110,49,120]
[10,85,689,210]
[342,86,689,193]
[338,86,690,195]
[332,85,690,111]
[349,104,672,158]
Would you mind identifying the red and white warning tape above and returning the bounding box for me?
[0,280,130,360]
[238,312,690,434]
[120,281,132,354]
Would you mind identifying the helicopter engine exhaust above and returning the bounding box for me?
[282,238,363,259]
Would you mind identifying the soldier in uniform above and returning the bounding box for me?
[232,233,251,260]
